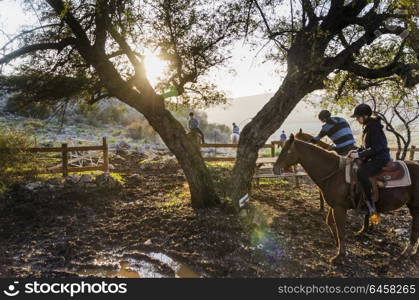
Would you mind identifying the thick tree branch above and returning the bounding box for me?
[46,0,91,47]
[93,1,108,51]
[0,23,61,53]
[106,24,156,96]
[254,0,289,52]
[0,38,76,64]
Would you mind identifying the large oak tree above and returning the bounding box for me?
[0,0,245,208]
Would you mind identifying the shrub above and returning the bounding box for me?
[125,121,144,140]
[6,95,54,120]
[0,128,39,195]
[23,120,45,133]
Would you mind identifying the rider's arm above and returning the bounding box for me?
[310,127,327,143]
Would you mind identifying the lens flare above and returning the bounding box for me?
[250,226,284,262]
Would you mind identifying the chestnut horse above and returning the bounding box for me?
[295,129,330,211]
[273,134,419,263]
[295,129,373,232]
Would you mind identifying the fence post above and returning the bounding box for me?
[62,143,68,177]
[410,145,416,161]
[103,137,109,173]
[271,142,275,157]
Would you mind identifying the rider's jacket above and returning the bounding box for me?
[358,117,391,162]
[312,117,356,151]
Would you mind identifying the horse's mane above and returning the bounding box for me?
[294,138,340,160]
[295,131,330,150]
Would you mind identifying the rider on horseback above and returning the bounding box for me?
[310,110,356,156]
[348,104,391,215]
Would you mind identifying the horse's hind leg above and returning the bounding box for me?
[319,190,325,211]
[356,215,370,235]
[326,208,338,246]
[401,206,419,261]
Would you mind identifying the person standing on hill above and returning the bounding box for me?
[310,110,356,156]
[188,112,205,144]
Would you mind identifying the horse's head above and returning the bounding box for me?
[295,128,330,150]
[273,134,300,175]
[295,128,312,142]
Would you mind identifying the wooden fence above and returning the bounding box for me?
[201,141,281,161]
[389,146,417,161]
[29,137,109,176]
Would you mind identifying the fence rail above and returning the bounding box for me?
[29,137,109,177]
[201,141,281,160]
[201,142,418,161]
[388,146,417,161]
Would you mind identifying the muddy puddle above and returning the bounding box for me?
[59,252,200,278]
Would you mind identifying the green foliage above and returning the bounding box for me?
[23,120,45,133]
[0,72,92,110]
[0,128,39,195]
[321,71,419,159]
[125,121,144,140]
[5,95,54,119]
[207,162,233,198]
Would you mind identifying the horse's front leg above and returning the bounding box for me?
[331,206,347,263]
[325,208,338,246]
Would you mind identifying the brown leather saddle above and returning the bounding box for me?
[373,161,405,182]
[350,160,405,205]
[370,161,405,202]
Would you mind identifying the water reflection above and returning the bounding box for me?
[72,252,200,278]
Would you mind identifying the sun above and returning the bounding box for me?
[143,49,169,87]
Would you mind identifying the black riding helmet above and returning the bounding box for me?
[318,110,331,121]
[351,103,372,118]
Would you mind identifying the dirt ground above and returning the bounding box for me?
[0,153,418,278]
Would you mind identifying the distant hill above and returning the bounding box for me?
[205,93,323,140]
[205,93,419,145]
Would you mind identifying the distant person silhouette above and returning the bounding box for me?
[231,122,240,144]
[278,130,287,148]
[188,112,205,144]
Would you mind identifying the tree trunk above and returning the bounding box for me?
[145,108,220,208]
[230,71,324,210]
[83,52,219,209]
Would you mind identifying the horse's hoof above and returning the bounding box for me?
[396,244,413,261]
[355,227,367,236]
[330,253,345,264]
[355,226,369,236]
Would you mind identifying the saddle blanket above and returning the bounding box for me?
[345,160,412,188]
